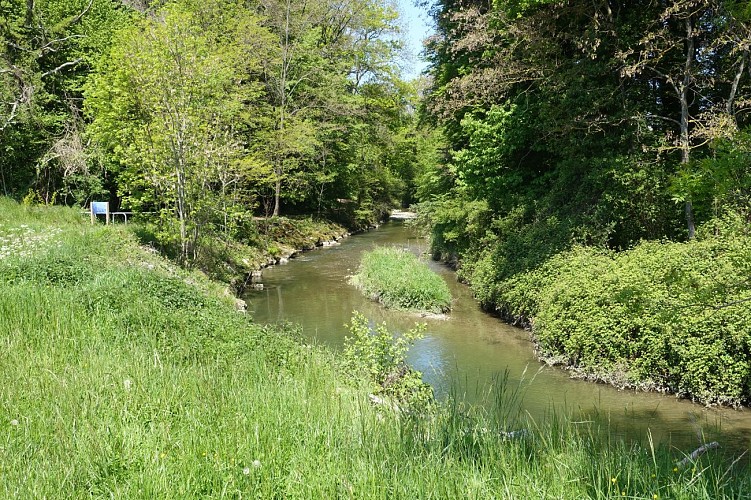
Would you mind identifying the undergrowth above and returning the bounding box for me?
[422,197,751,406]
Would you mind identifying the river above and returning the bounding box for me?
[245,221,751,452]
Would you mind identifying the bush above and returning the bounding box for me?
[492,235,751,406]
[350,246,452,314]
[343,312,433,410]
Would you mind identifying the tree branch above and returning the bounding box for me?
[41,58,83,78]
[69,0,94,27]
[38,34,85,54]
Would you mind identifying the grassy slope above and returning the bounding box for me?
[1,198,749,498]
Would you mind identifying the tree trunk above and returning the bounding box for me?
[273,172,281,216]
[680,17,695,240]
[25,0,34,26]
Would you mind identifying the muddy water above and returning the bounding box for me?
[245,222,751,451]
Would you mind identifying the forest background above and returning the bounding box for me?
[4,0,751,405]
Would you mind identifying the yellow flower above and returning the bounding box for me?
[653,494,658,499]
[160,452,166,459]
[673,467,678,473]
[611,477,617,484]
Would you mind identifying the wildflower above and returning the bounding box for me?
[160,452,166,459]
[673,467,678,473]
[10,419,19,426]
[242,467,251,475]
[252,459,261,469]
[124,379,132,391]
[611,477,617,484]
[653,495,658,499]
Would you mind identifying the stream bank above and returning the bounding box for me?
[245,221,751,452]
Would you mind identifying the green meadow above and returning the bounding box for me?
[1,198,749,498]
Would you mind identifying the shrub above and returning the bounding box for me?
[507,237,751,406]
[343,312,433,410]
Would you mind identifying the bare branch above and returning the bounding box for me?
[38,34,85,55]
[69,0,94,27]
[41,58,83,78]
[0,100,21,131]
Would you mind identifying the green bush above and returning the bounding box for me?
[490,235,751,406]
[343,312,433,411]
[420,189,751,405]
[350,246,452,314]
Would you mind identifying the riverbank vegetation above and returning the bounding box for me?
[351,246,452,314]
[473,218,751,406]
[1,0,431,267]
[138,214,348,291]
[418,0,751,405]
[2,200,750,498]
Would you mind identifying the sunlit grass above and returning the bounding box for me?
[351,246,452,314]
[0,198,749,498]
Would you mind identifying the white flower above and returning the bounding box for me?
[10,419,18,426]
[124,379,132,391]
[242,467,251,475]
[252,460,261,469]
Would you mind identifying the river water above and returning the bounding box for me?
[245,221,751,451]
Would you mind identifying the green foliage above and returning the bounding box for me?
[671,130,751,222]
[475,227,751,406]
[351,246,452,313]
[343,312,433,410]
[453,104,527,206]
[414,195,492,263]
[0,0,129,200]
[531,234,751,406]
[86,0,264,262]
[419,176,751,405]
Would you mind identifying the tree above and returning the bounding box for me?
[0,0,127,200]
[620,0,751,238]
[86,0,268,262]
[256,0,329,216]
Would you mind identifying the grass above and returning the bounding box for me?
[1,197,750,498]
[351,246,453,314]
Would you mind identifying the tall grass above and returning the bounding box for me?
[351,246,452,314]
[1,198,749,498]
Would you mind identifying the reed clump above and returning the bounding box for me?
[351,246,452,314]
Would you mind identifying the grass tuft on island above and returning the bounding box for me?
[2,197,750,498]
[350,246,452,314]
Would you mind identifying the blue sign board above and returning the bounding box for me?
[91,202,109,214]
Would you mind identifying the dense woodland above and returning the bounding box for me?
[1,0,429,261]
[4,0,751,404]
[421,0,751,405]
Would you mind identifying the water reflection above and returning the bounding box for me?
[245,222,751,452]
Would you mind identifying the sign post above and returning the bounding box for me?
[90,201,110,224]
